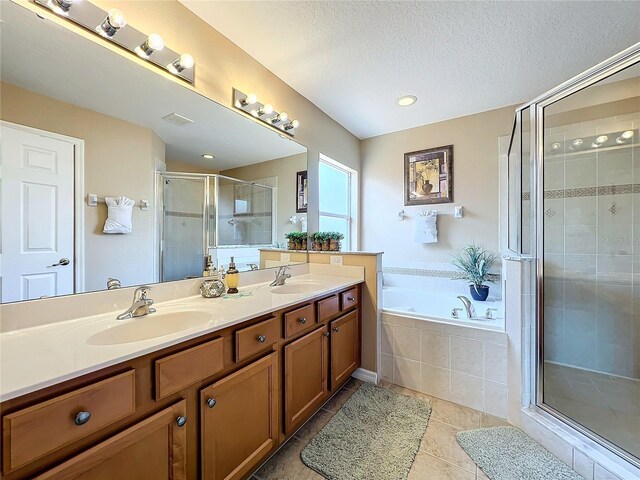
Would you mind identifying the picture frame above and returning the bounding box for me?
[404,144,453,205]
[296,170,308,213]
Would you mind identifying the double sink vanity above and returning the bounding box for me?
[0,271,364,479]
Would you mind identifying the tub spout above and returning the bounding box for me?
[456,295,476,319]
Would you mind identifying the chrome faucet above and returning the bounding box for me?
[248,263,259,271]
[106,278,121,290]
[270,266,291,286]
[456,295,476,319]
[117,286,156,320]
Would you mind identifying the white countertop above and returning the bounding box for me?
[0,273,361,402]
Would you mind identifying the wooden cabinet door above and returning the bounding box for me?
[34,400,187,480]
[330,311,359,390]
[284,325,329,435]
[201,352,278,480]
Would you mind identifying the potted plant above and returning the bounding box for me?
[309,232,320,251]
[284,232,296,250]
[328,232,344,251]
[451,244,498,301]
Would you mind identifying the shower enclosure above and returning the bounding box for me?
[507,45,639,465]
[158,173,275,282]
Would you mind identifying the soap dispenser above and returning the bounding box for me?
[225,257,240,294]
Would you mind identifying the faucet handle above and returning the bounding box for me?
[485,307,498,319]
[134,285,152,300]
[451,308,463,319]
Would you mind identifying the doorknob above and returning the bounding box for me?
[47,258,70,268]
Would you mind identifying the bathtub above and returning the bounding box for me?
[382,286,504,330]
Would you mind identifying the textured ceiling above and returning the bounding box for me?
[181,0,639,139]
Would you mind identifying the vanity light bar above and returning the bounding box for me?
[33,0,195,84]
[232,89,300,137]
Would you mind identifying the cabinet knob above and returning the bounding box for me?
[299,317,307,324]
[176,416,187,428]
[257,335,266,343]
[206,398,217,408]
[347,296,355,302]
[333,327,340,333]
[74,411,91,426]
[323,332,330,337]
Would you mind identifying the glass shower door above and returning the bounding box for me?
[541,63,639,461]
[160,176,207,281]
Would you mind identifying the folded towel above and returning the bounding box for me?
[103,196,135,234]
[415,211,437,243]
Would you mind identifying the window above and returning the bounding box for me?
[318,154,357,250]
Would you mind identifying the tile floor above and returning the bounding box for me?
[544,362,640,458]
[252,379,509,480]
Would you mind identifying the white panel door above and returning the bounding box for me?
[1,124,75,302]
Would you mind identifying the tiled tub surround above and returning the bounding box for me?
[380,312,508,418]
[535,113,640,380]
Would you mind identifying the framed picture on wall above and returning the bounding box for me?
[404,144,453,205]
[296,170,308,213]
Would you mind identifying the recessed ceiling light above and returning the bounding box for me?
[201,153,215,159]
[396,95,417,107]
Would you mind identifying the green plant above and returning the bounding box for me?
[326,231,345,241]
[451,244,498,288]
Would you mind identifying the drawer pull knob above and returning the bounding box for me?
[333,327,340,333]
[74,411,91,426]
[176,416,187,427]
[257,335,267,343]
[299,317,307,324]
[347,296,355,302]
[206,398,217,408]
[323,332,330,337]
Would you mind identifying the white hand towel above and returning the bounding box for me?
[415,212,438,243]
[103,196,135,234]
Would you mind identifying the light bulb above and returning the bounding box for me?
[47,0,74,16]
[97,9,127,38]
[621,130,634,139]
[168,53,195,74]
[258,104,273,116]
[244,93,258,106]
[572,138,583,147]
[284,119,300,131]
[108,9,126,28]
[551,143,561,151]
[272,112,288,123]
[595,135,608,144]
[135,33,165,59]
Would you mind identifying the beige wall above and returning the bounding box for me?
[221,153,307,245]
[165,159,218,174]
[1,82,160,292]
[361,105,516,264]
[83,0,361,234]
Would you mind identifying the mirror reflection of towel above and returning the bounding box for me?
[415,212,437,243]
[103,196,134,234]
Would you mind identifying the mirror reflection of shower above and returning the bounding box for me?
[158,173,275,282]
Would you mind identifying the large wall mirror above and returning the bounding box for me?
[0,1,308,303]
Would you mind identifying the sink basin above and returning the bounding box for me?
[87,310,211,345]
[271,281,323,295]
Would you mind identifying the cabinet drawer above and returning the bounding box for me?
[317,295,340,322]
[341,288,358,311]
[2,370,135,473]
[235,317,279,362]
[284,304,316,339]
[155,337,224,400]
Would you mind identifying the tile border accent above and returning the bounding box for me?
[522,183,639,201]
[383,267,500,282]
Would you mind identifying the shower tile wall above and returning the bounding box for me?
[541,112,640,380]
[217,182,274,246]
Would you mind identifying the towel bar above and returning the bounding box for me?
[87,194,149,211]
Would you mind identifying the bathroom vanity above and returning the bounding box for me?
[0,279,362,480]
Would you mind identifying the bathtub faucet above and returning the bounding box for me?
[456,295,476,319]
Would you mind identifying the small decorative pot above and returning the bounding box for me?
[295,240,303,250]
[287,240,295,250]
[330,239,341,251]
[322,240,330,251]
[469,285,489,301]
[301,239,307,250]
[314,241,322,251]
